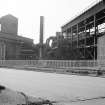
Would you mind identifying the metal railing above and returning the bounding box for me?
[0,60,99,69]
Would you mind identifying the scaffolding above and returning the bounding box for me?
[62,0,105,60]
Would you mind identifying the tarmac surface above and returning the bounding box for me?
[0,68,105,105]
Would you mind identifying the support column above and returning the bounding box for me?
[71,27,73,49]
[84,20,87,59]
[3,43,6,60]
[94,15,96,60]
[0,42,6,60]
[77,24,79,48]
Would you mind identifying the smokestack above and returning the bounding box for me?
[39,16,44,59]
[40,16,44,44]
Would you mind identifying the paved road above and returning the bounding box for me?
[0,68,105,105]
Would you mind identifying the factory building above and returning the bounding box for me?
[61,0,105,60]
[0,14,35,60]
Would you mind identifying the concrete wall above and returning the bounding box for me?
[97,35,105,61]
[5,42,21,60]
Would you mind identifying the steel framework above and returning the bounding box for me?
[61,0,105,60]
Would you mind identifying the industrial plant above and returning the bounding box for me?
[46,0,105,60]
[0,0,105,61]
[0,14,36,60]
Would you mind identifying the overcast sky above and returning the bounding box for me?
[0,0,99,43]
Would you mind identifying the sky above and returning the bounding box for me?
[0,0,99,44]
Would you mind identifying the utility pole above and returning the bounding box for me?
[39,16,44,59]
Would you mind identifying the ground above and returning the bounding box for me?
[0,68,105,105]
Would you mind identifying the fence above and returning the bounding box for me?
[0,60,99,69]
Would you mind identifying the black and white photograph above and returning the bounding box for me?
[0,0,105,105]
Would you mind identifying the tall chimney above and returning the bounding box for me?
[39,16,44,59]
